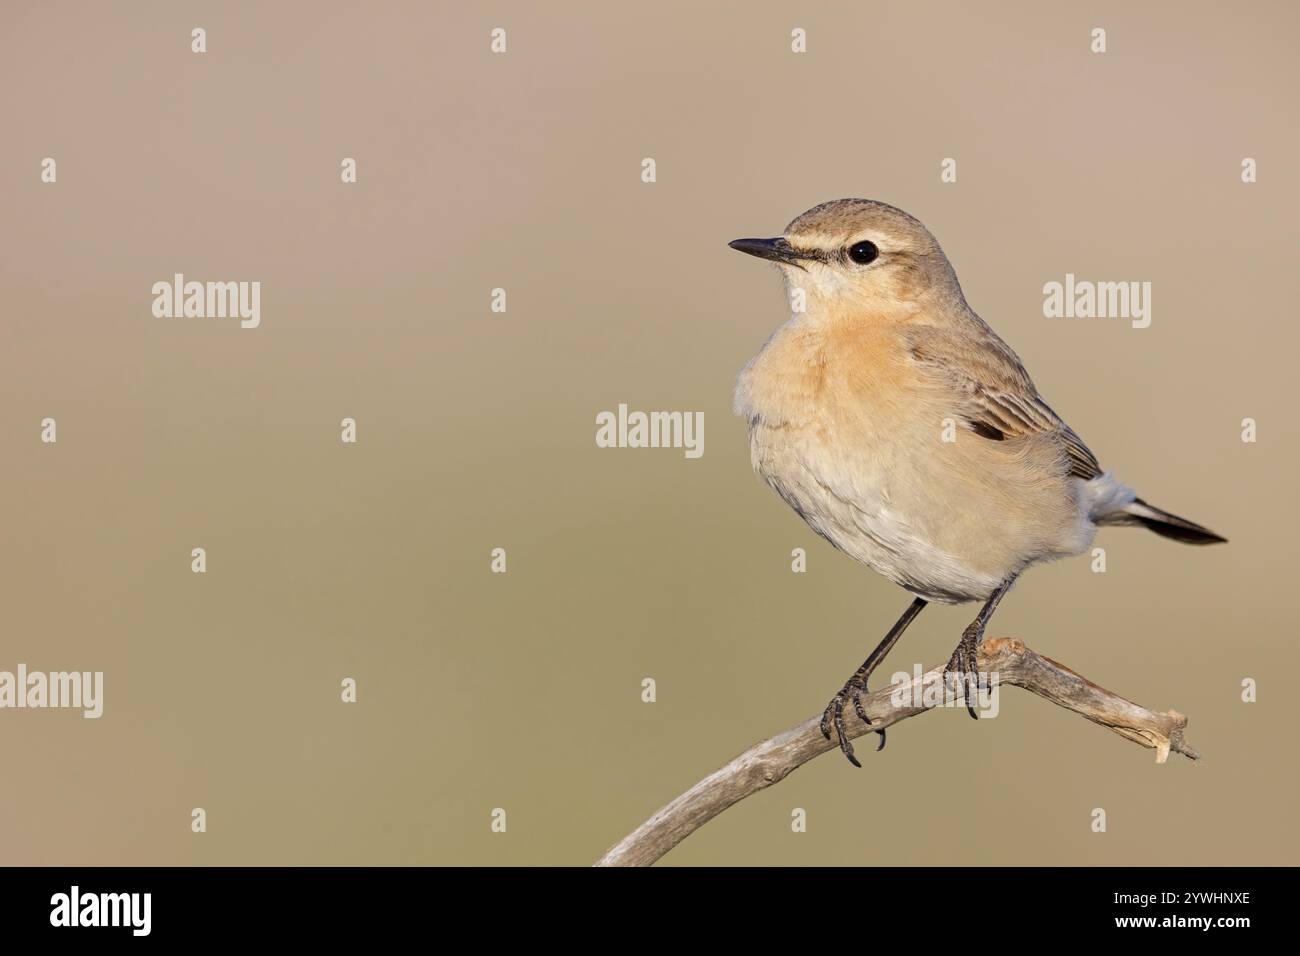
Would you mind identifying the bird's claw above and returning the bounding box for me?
[820,680,885,767]
[944,626,986,720]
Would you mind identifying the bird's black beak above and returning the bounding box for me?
[728,237,805,265]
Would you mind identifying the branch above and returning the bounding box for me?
[594,637,1199,867]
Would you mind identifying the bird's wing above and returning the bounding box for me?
[905,322,1103,480]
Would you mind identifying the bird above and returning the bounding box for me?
[729,199,1225,766]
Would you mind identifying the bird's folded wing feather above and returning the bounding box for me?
[905,322,1103,480]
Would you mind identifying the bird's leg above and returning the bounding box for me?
[945,575,1017,719]
[820,597,927,766]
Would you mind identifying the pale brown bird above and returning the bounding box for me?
[730,199,1225,766]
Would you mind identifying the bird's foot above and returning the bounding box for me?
[819,678,885,767]
[944,624,987,720]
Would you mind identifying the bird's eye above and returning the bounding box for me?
[848,241,879,264]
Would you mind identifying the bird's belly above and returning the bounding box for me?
[748,424,1007,604]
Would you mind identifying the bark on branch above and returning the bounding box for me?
[594,637,1199,867]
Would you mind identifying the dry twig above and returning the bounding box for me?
[595,637,1198,867]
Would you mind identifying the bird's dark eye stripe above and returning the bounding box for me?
[782,244,832,263]
[773,244,873,265]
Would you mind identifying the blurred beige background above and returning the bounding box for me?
[2,1,1296,866]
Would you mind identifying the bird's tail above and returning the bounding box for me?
[1099,497,1227,545]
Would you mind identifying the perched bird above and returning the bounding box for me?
[730,199,1225,766]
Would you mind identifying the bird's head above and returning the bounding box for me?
[729,199,962,319]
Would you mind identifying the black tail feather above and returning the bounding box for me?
[1113,497,1227,545]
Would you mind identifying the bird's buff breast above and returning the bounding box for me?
[734,318,1067,603]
